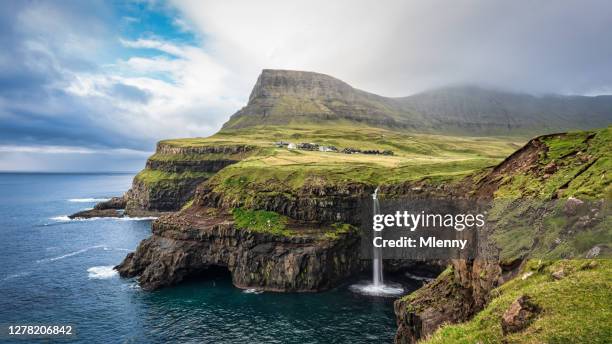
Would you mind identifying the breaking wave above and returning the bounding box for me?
[68,198,110,203]
[49,216,157,222]
[243,288,264,294]
[37,246,132,263]
[37,245,106,263]
[87,266,118,279]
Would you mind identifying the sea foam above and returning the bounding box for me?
[87,266,118,279]
[49,216,157,222]
[243,288,264,294]
[349,281,404,296]
[68,198,110,203]
[405,272,435,282]
[37,245,106,263]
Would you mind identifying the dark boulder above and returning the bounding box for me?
[94,196,126,210]
[69,208,122,219]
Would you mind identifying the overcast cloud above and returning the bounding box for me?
[1,0,611,171]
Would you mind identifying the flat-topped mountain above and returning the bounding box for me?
[223,69,612,136]
[223,69,406,130]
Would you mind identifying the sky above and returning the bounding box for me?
[1,0,611,172]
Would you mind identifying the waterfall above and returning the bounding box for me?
[372,187,383,286]
[348,186,403,296]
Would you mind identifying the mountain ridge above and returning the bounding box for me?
[222,69,612,136]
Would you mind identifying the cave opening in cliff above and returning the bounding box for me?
[182,265,232,284]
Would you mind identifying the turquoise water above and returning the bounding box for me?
[0,173,419,343]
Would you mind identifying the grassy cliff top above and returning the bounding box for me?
[167,125,522,198]
[424,259,611,344]
[161,125,522,152]
[491,126,611,200]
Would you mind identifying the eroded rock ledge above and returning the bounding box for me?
[115,208,361,291]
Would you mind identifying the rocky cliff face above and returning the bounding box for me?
[123,143,256,216]
[116,207,361,291]
[107,69,609,342]
[196,181,373,225]
[393,127,610,343]
[124,177,201,216]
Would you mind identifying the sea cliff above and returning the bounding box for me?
[73,69,610,343]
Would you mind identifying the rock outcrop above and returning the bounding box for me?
[393,128,610,343]
[500,295,540,334]
[123,143,257,216]
[105,71,610,342]
[394,259,504,343]
[94,196,126,210]
[394,268,474,344]
[197,181,373,225]
[69,208,122,219]
[116,207,361,291]
[124,176,204,216]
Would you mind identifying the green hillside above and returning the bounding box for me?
[222,69,612,136]
[424,259,611,344]
[160,125,520,205]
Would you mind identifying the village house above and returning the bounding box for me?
[297,142,319,150]
[318,145,338,152]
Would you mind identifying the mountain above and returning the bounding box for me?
[223,69,612,136]
[73,68,610,343]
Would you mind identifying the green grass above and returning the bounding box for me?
[423,259,612,344]
[323,223,356,240]
[148,152,254,162]
[399,265,456,313]
[180,199,194,211]
[417,128,612,344]
[231,207,291,236]
[135,125,521,211]
[485,127,611,262]
[160,125,521,156]
[171,125,518,197]
[494,127,611,200]
[540,131,592,163]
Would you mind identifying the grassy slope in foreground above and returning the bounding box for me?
[167,125,522,196]
[407,127,611,343]
[489,127,611,262]
[424,260,611,344]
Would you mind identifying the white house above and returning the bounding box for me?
[319,146,338,152]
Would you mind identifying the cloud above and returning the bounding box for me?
[2,0,612,171]
[119,38,187,57]
[0,1,242,163]
[173,0,612,96]
[0,144,151,172]
[0,145,150,155]
[65,38,244,143]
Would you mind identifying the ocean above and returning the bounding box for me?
[0,173,416,343]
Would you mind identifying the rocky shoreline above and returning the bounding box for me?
[115,207,362,291]
[68,196,127,219]
[69,120,609,343]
